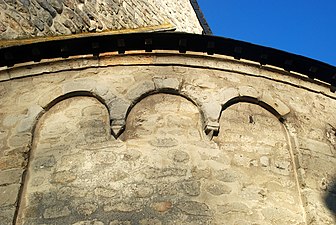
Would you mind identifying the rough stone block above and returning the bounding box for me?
[76,202,98,216]
[103,201,142,212]
[0,71,10,81]
[299,138,333,156]
[62,79,96,94]
[16,104,43,133]
[205,181,232,195]
[0,207,15,225]
[38,86,63,108]
[0,184,20,207]
[0,154,25,170]
[2,114,24,127]
[153,77,180,90]
[73,221,104,225]
[260,92,290,116]
[8,133,32,148]
[180,180,201,196]
[108,97,131,121]
[218,202,251,214]
[0,168,23,185]
[150,201,172,213]
[139,218,162,225]
[202,101,221,122]
[176,201,211,216]
[217,87,239,103]
[126,81,155,101]
[43,205,71,219]
[238,85,261,99]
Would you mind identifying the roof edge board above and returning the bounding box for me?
[0,32,335,92]
[190,0,213,35]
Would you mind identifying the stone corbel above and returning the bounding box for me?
[110,120,125,139]
[204,121,220,140]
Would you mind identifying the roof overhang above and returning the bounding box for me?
[0,32,335,92]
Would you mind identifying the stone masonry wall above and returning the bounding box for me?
[0,0,203,41]
[0,52,335,224]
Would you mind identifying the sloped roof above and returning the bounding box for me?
[0,0,205,43]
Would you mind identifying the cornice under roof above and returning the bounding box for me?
[0,32,335,92]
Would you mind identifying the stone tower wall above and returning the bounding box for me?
[0,0,203,42]
[0,52,335,224]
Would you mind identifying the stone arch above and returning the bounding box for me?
[203,87,291,139]
[122,92,205,142]
[44,91,107,111]
[220,96,287,122]
[212,100,305,224]
[121,84,207,136]
[36,90,113,137]
[16,96,111,225]
[37,78,132,138]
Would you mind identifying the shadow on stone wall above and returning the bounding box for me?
[325,180,336,216]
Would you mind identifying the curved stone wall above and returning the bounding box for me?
[0,52,335,224]
[0,0,203,42]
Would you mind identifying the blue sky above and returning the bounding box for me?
[197,0,336,66]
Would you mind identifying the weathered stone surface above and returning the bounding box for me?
[73,221,104,225]
[260,156,270,167]
[126,81,155,101]
[0,0,204,41]
[8,133,31,148]
[214,169,241,183]
[177,201,211,216]
[49,0,63,14]
[261,92,291,116]
[218,202,251,214]
[0,154,25,170]
[151,201,173,213]
[0,184,20,207]
[103,202,141,212]
[109,221,131,225]
[1,51,335,225]
[32,155,56,170]
[43,205,71,219]
[76,202,98,216]
[170,150,190,163]
[51,171,77,184]
[144,167,187,179]
[36,0,57,17]
[180,180,201,196]
[238,86,261,99]
[153,77,180,90]
[205,181,232,195]
[94,187,117,198]
[0,207,15,225]
[139,218,162,225]
[0,168,23,185]
[149,138,179,148]
[120,150,142,161]
[54,21,69,35]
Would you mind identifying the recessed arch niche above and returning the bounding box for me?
[122,93,204,143]
[17,96,111,225]
[213,102,305,224]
